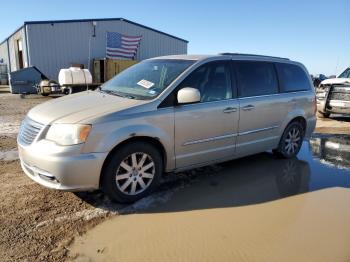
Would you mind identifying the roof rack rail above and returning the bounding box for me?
[219,53,290,60]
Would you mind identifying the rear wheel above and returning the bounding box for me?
[273,121,304,158]
[101,142,163,203]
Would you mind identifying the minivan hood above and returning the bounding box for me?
[321,78,350,85]
[28,91,148,125]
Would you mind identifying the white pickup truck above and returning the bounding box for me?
[316,67,350,118]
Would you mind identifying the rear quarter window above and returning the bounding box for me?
[276,63,311,92]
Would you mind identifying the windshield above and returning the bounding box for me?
[101,59,195,100]
[338,68,350,78]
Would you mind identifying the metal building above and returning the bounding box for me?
[0,18,188,81]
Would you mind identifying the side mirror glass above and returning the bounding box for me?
[177,87,200,104]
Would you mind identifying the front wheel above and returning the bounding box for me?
[273,122,304,158]
[317,111,330,118]
[63,87,73,95]
[101,142,163,203]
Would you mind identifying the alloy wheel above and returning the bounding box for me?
[115,152,155,195]
[284,127,301,155]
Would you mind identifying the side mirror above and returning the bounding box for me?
[177,87,200,104]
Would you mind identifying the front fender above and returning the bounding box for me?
[82,117,175,171]
[96,124,171,152]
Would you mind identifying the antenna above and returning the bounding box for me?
[334,57,340,76]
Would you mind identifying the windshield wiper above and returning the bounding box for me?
[100,89,136,99]
[122,94,136,99]
[109,90,130,98]
[99,89,112,94]
[99,89,121,96]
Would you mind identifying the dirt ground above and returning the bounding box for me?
[0,93,349,261]
[0,94,109,261]
[315,114,350,134]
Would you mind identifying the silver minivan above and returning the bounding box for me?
[18,54,316,202]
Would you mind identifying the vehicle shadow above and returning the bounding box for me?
[75,152,311,214]
[329,115,350,122]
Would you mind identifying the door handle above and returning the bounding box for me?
[223,107,237,113]
[242,105,255,111]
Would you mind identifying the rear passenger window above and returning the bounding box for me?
[235,61,278,97]
[276,63,310,92]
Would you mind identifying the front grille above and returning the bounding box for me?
[330,91,350,101]
[18,117,44,145]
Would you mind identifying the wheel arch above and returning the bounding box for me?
[274,115,307,158]
[287,116,307,133]
[280,109,308,135]
[276,113,308,150]
[99,136,167,187]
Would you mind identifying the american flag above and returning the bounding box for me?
[106,32,142,60]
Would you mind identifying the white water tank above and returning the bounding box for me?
[58,67,92,86]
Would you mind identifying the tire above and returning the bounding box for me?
[317,111,330,118]
[41,93,49,97]
[101,142,163,203]
[273,121,304,159]
[63,87,73,95]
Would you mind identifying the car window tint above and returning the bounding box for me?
[338,68,350,78]
[276,63,311,92]
[179,61,232,102]
[236,61,278,97]
[101,59,194,100]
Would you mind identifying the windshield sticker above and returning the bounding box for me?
[137,79,154,89]
[148,90,156,95]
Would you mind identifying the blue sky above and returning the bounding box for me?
[1,0,349,75]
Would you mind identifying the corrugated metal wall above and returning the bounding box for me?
[0,41,9,70]
[27,20,187,80]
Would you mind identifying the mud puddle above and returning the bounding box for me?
[302,134,350,189]
[0,149,19,161]
[77,134,350,214]
[69,134,350,261]
[71,188,350,262]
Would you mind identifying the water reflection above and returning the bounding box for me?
[80,134,350,214]
[145,154,311,213]
[146,134,350,213]
[309,134,350,169]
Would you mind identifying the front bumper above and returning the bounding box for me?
[18,139,108,191]
[316,85,350,115]
[318,99,350,115]
[327,100,350,115]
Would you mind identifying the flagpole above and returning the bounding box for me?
[88,36,91,71]
[134,35,142,61]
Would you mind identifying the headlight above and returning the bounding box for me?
[316,86,329,100]
[45,124,91,146]
[317,92,326,98]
